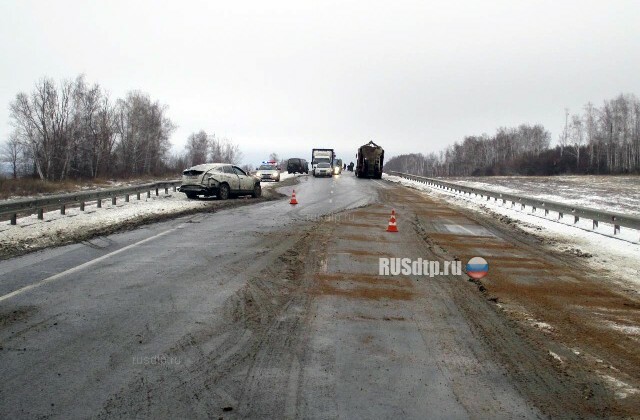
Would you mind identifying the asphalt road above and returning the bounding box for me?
[0,172,630,418]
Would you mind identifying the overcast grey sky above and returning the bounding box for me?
[1,0,639,166]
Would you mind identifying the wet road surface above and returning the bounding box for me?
[0,172,636,418]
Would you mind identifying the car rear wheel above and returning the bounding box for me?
[252,183,262,198]
[218,183,230,200]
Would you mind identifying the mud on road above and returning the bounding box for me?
[98,184,637,418]
[383,184,640,417]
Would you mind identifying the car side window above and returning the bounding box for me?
[232,166,246,176]
[223,165,234,174]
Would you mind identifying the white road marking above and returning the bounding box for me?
[0,228,176,303]
[372,179,388,188]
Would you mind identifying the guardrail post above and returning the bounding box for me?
[112,196,116,205]
[155,188,159,196]
[612,216,620,235]
[558,212,563,220]
[147,190,151,198]
[544,209,549,216]
[165,187,169,194]
[80,202,85,211]
[38,208,44,219]
[60,204,65,215]
[137,192,141,200]
[521,203,525,210]
[10,213,16,225]
[574,215,579,224]
[173,185,177,192]
[593,220,598,230]
[97,198,102,208]
[125,194,130,202]
[532,206,537,213]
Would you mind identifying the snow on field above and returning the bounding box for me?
[449,175,640,216]
[383,174,640,290]
[0,172,304,252]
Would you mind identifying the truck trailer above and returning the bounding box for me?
[311,148,335,170]
[355,141,384,179]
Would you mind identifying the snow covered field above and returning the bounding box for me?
[383,173,640,290]
[0,172,302,256]
[449,175,640,216]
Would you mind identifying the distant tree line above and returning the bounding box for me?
[385,93,640,176]
[1,75,246,181]
[3,75,177,180]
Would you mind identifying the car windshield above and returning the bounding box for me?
[259,165,276,170]
[317,163,330,168]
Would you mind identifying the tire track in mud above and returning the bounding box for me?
[389,183,638,418]
[97,223,319,419]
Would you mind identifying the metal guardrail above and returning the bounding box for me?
[1,180,182,225]
[387,171,640,241]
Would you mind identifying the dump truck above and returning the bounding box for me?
[355,141,384,178]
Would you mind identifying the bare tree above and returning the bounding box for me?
[1,132,22,179]
[185,130,208,166]
[209,133,243,164]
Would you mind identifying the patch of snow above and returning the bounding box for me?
[608,323,640,336]
[600,374,640,399]
[0,193,209,251]
[549,351,564,363]
[532,321,554,331]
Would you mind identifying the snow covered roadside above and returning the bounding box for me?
[0,172,303,258]
[383,173,640,290]
[449,175,640,216]
[0,192,212,256]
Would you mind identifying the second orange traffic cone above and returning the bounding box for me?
[290,189,298,205]
[386,209,398,232]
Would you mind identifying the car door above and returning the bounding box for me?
[233,166,253,192]
[224,165,240,191]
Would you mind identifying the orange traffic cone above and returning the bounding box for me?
[290,189,299,205]
[386,209,398,232]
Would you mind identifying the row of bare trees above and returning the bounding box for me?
[386,123,551,176]
[559,94,640,173]
[3,75,176,180]
[181,130,244,167]
[386,93,640,176]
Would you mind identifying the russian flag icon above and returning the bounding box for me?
[466,257,489,279]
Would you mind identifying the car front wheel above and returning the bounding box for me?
[252,183,262,198]
[218,183,230,200]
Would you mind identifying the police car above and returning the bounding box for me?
[255,160,281,182]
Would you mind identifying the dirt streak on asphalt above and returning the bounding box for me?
[387,184,640,417]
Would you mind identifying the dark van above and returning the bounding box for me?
[287,158,309,174]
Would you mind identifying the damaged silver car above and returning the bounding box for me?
[178,163,261,199]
